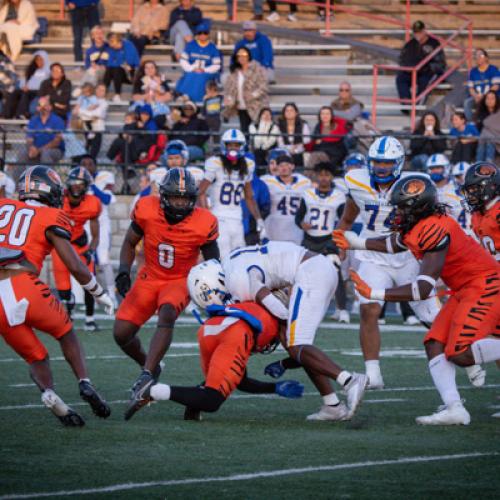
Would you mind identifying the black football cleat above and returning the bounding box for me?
[58,409,86,427]
[184,407,202,421]
[124,370,154,421]
[79,380,111,418]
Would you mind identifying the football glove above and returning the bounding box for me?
[257,218,267,242]
[95,291,114,315]
[264,360,286,379]
[82,249,95,265]
[115,271,131,298]
[275,380,304,399]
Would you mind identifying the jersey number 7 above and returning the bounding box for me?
[365,204,395,231]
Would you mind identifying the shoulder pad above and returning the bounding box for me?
[46,225,71,240]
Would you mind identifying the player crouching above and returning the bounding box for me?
[124,260,304,421]
[0,166,114,426]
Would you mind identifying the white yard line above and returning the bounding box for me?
[1,452,496,499]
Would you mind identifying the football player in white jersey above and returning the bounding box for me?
[189,245,368,421]
[295,162,350,323]
[337,136,441,388]
[198,129,265,258]
[262,153,312,244]
[162,140,204,187]
[451,161,470,188]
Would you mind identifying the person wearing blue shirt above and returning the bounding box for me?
[103,32,140,102]
[83,25,108,86]
[18,96,65,166]
[168,0,203,61]
[65,0,100,62]
[450,111,479,164]
[234,21,274,81]
[241,170,271,245]
[176,20,221,102]
[464,48,500,121]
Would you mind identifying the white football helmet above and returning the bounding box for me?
[451,161,470,187]
[426,154,450,182]
[94,170,116,191]
[149,167,168,187]
[187,259,230,309]
[367,136,405,184]
[221,128,246,161]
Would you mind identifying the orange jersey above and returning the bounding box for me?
[131,195,218,280]
[471,200,500,262]
[0,199,72,273]
[62,194,101,243]
[403,214,498,291]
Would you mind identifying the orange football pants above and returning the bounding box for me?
[51,244,94,291]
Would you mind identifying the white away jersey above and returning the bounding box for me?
[262,174,312,244]
[222,241,307,302]
[204,156,254,220]
[301,187,346,238]
[437,182,469,231]
[345,168,412,267]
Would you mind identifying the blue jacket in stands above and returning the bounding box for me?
[85,43,109,69]
[168,6,203,32]
[234,32,274,69]
[65,0,99,7]
[106,39,140,68]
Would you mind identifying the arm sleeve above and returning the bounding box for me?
[237,373,276,394]
[294,198,307,228]
[258,181,271,219]
[200,239,220,261]
[131,198,147,233]
[91,185,112,205]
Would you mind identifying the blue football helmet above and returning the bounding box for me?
[343,152,367,172]
[164,140,189,167]
[367,136,405,184]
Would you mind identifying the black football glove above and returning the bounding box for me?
[82,249,94,265]
[115,271,131,298]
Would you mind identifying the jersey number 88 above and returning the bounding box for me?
[220,182,244,206]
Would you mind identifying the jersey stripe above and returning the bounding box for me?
[345,175,375,195]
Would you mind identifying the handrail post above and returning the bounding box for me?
[325,0,331,37]
[60,0,64,20]
[405,0,411,43]
[410,69,417,130]
[372,65,379,128]
[232,0,238,22]
[467,21,473,71]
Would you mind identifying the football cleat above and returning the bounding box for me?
[416,401,471,426]
[404,315,420,326]
[306,402,349,421]
[184,407,202,421]
[79,380,111,418]
[58,409,86,427]
[84,321,100,332]
[338,310,350,324]
[41,389,85,427]
[492,412,500,419]
[124,370,155,421]
[465,364,486,388]
[345,373,368,417]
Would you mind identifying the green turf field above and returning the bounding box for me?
[0,317,499,499]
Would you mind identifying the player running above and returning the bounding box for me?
[114,168,220,420]
[51,167,102,330]
[334,173,500,425]
[198,128,265,258]
[337,136,440,388]
[126,261,304,420]
[0,166,113,426]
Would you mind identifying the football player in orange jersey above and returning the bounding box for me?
[0,166,114,427]
[124,261,303,421]
[51,166,102,331]
[114,168,220,419]
[334,174,500,425]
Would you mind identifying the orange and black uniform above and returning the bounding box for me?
[116,195,218,326]
[402,214,500,358]
[167,302,281,413]
[51,193,101,291]
[0,199,73,363]
[471,200,500,263]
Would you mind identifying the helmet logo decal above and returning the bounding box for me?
[477,164,496,177]
[403,178,426,196]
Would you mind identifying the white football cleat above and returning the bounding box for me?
[465,364,486,387]
[404,315,420,326]
[344,373,368,417]
[492,412,500,418]
[416,401,471,426]
[338,310,350,324]
[306,402,349,421]
[287,13,297,22]
[378,318,386,325]
[266,11,280,22]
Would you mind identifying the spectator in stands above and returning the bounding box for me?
[277,102,310,168]
[396,20,446,113]
[234,21,274,82]
[175,20,221,102]
[170,100,209,160]
[464,48,500,122]
[0,0,38,61]
[225,0,263,21]
[83,25,108,86]
[132,60,172,103]
[38,62,72,121]
[249,107,280,167]
[450,111,479,164]
[66,0,100,62]
[308,105,348,168]
[2,50,48,119]
[266,0,297,23]
[104,32,140,103]
[0,49,17,114]
[475,90,499,162]
[330,82,363,123]
[168,0,202,62]
[129,0,170,57]
[223,46,269,134]
[202,79,223,137]
[18,96,65,165]
[409,111,447,171]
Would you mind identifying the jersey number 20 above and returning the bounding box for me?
[0,205,35,246]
